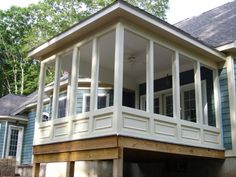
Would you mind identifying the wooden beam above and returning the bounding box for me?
[32,163,40,177]
[33,136,118,155]
[34,148,119,163]
[118,136,225,159]
[66,161,75,177]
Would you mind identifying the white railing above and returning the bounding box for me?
[35,106,223,150]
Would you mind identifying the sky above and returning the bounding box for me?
[0,0,234,24]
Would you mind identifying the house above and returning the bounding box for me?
[0,78,114,176]
[1,0,236,176]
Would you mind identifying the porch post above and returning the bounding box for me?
[34,62,46,144]
[172,51,180,119]
[69,47,80,116]
[114,23,124,108]
[146,40,154,113]
[114,23,124,133]
[113,148,123,177]
[194,61,203,124]
[51,56,61,120]
[90,38,99,111]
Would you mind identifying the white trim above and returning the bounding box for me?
[6,125,24,163]
[194,61,203,124]
[0,116,28,122]
[216,41,236,52]
[2,121,8,158]
[172,51,180,119]
[29,1,225,62]
[226,56,236,156]
[82,93,110,113]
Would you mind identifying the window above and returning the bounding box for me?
[182,89,196,122]
[154,97,160,114]
[58,97,67,118]
[83,93,109,112]
[7,126,23,162]
[164,94,173,117]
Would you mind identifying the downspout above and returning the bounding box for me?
[2,120,8,158]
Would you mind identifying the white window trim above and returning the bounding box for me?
[140,81,208,123]
[6,125,24,163]
[82,93,110,113]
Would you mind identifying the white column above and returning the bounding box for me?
[36,62,46,123]
[69,47,80,116]
[114,23,124,133]
[227,56,236,155]
[213,69,223,147]
[172,51,180,119]
[146,40,154,113]
[51,56,61,120]
[90,38,99,111]
[34,62,46,144]
[114,23,124,108]
[194,61,203,124]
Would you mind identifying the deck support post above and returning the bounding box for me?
[66,161,75,177]
[113,148,123,177]
[32,163,40,177]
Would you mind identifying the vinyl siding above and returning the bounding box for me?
[0,121,6,157]
[219,68,232,150]
[21,109,36,164]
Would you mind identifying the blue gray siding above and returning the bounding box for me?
[0,121,6,157]
[21,109,36,164]
[219,68,232,150]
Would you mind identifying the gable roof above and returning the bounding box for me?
[175,0,236,48]
[28,0,225,62]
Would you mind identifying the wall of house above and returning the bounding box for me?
[139,68,215,125]
[21,109,36,165]
[0,121,6,157]
[219,68,232,150]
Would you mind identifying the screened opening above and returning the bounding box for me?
[123,30,148,110]
[153,43,174,117]
[179,54,196,123]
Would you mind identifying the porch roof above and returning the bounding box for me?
[28,0,225,62]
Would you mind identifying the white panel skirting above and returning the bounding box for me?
[35,106,223,150]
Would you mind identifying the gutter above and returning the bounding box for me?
[216,41,236,52]
[0,116,28,123]
[2,121,8,158]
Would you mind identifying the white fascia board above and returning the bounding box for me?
[28,3,120,58]
[118,3,225,61]
[216,41,236,52]
[0,116,28,122]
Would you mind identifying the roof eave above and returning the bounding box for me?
[216,41,236,56]
[29,0,226,62]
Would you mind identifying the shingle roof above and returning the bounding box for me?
[0,94,28,115]
[0,92,38,116]
[175,0,236,48]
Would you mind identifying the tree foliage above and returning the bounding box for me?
[0,0,169,97]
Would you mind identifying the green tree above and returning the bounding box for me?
[0,0,169,97]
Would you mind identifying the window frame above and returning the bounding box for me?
[82,93,110,113]
[6,125,24,163]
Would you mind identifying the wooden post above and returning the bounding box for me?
[172,51,180,119]
[66,161,75,177]
[69,47,80,116]
[90,38,99,111]
[113,148,123,177]
[194,61,203,124]
[146,40,154,113]
[32,163,40,177]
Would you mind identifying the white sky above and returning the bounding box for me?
[0,0,234,24]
